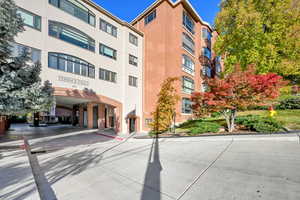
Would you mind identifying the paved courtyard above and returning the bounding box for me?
[0,132,300,200]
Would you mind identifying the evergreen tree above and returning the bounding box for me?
[215,0,300,83]
[0,0,54,119]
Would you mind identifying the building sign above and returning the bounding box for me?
[58,76,89,87]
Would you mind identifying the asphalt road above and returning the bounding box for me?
[0,133,299,200]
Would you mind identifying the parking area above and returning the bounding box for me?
[0,133,300,200]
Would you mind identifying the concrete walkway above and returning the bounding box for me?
[1,133,300,200]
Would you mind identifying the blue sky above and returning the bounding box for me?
[92,0,221,26]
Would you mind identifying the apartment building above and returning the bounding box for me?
[131,0,222,131]
[14,0,144,134]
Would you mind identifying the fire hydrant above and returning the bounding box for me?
[268,106,277,118]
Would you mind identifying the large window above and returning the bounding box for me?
[48,52,95,78]
[182,54,195,75]
[49,0,95,26]
[182,33,195,55]
[183,12,195,34]
[99,44,117,60]
[202,66,212,78]
[17,8,41,30]
[202,28,212,42]
[99,68,117,83]
[145,10,156,25]
[129,76,138,87]
[182,98,192,114]
[11,43,41,63]
[182,76,194,94]
[129,54,138,66]
[100,19,117,37]
[202,47,212,59]
[49,21,95,52]
[129,33,138,46]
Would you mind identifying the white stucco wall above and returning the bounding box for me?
[14,0,144,134]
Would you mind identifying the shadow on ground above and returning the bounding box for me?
[140,137,163,200]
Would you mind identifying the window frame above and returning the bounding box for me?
[48,21,95,52]
[129,75,138,87]
[49,0,96,26]
[182,76,195,94]
[202,47,212,59]
[48,52,95,78]
[99,68,117,83]
[129,54,138,66]
[144,9,156,25]
[182,32,195,55]
[99,43,117,60]
[183,11,195,34]
[182,98,192,114]
[17,7,41,31]
[182,54,195,75]
[100,18,118,37]
[129,33,138,46]
[11,42,41,63]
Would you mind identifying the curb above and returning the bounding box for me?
[134,130,300,140]
[96,133,125,141]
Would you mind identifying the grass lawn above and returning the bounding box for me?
[176,109,300,134]
[238,110,300,130]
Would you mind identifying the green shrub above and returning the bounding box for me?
[178,119,203,129]
[236,115,283,133]
[188,122,221,135]
[211,112,222,118]
[277,97,300,110]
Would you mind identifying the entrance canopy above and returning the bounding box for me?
[55,96,91,108]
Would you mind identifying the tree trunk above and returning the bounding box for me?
[229,109,237,133]
[33,112,40,127]
[223,109,237,133]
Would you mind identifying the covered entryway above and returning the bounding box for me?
[53,87,123,134]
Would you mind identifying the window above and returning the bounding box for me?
[182,33,195,54]
[99,68,117,83]
[48,52,95,78]
[145,10,156,25]
[202,66,212,78]
[100,19,117,37]
[202,82,209,92]
[183,12,195,34]
[202,28,212,42]
[129,33,138,46]
[11,43,41,63]
[182,76,194,94]
[17,8,41,30]
[182,54,195,75]
[99,44,117,60]
[202,47,212,59]
[129,76,138,87]
[129,54,138,66]
[49,21,95,52]
[49,0,95,26]
[182,98,192,114]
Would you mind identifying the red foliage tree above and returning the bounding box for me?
[192,69,287,132]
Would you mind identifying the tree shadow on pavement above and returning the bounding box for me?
[41,147,103,185]
[140,137,163,200]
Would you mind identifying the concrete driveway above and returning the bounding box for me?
[0,133,300,200]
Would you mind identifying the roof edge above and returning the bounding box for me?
[130,0,213,31]
[82,0,144,36]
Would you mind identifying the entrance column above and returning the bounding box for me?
[79,105,84,128]
[87,103,93,129]
[98,104,106,129]
[114,106,122,134]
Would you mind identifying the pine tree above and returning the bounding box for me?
[0,0,54,121]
